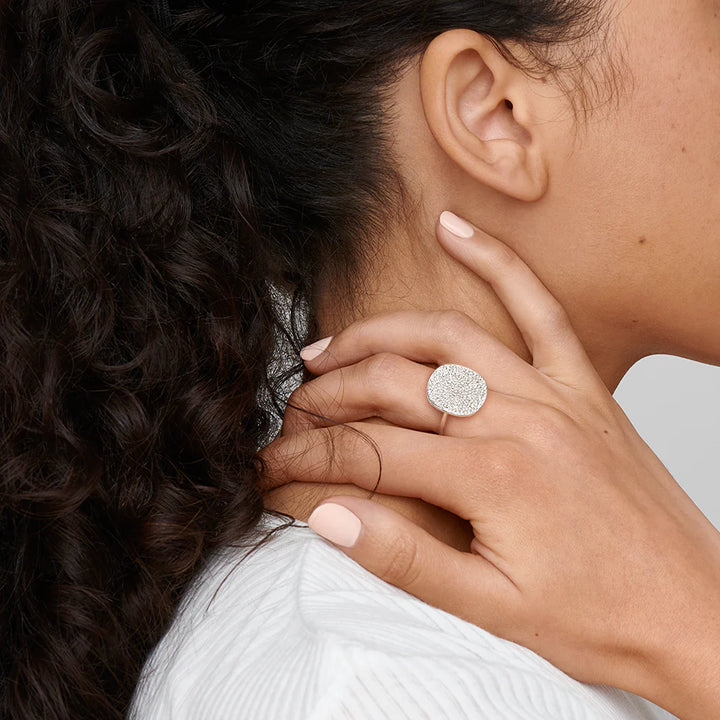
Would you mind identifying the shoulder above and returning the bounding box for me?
[130,513,657,720]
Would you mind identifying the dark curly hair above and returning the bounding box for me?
[0,1,604,718]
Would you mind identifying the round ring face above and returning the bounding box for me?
[426,364,488,417]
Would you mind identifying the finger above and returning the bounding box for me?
[282,351,511,438]
[436,211,598,386]
[305,495,517,635]
[301,308,537,392]
[258,420,520,519]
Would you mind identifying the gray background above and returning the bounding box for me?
[614,355,720,530]
[613,355,720,720]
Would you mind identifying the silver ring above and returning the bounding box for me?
[426,364,488,434]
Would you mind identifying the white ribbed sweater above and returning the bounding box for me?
[130,513,669,720]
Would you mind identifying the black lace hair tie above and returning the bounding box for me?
[149,0,172,31]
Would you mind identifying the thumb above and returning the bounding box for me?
[306,495,514,631]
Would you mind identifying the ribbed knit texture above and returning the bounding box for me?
[130,513,669,719]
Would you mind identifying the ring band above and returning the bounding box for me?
[426,363,488,435]
[439,412,450,435]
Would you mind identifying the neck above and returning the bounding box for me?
[262,221,637,552]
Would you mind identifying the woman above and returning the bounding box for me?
[0,1,713,719]
[249,0,720,716]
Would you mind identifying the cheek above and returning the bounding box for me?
[558,1,720,346]
[508,1,720,362]
[615,0,720,225]
[614,3,720,311]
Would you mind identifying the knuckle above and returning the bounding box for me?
[287,384,313,414]
[352,311,396,344]
[378,533,422,588]
[283,385,317,432]
[544,403,575,438]
[257,427,330,486]
[432,309,477,345]
[313,425,356,482]
[259,422,377,490]
[256,435,295,488]
[364,352,403,386]
[322,424,373,482]
[489,241,520,271]
[539,302,571,335]
[279,407,298,437]
[349,316,375,346]
[461,441,525,508]
[482,440,526,482]
[519,405,567,446]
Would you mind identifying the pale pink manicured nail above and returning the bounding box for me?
[439,211,474,239]
[308,503,362,547]
[300,335,333,361]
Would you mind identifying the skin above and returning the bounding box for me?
[262,0,720,713]
[266,0,720,552]
[262,221,720,717]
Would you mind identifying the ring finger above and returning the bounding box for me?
[283,351,511,438]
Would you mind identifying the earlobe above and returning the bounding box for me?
[420,30,549,202]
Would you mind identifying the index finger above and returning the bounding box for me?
[436,212,599,388]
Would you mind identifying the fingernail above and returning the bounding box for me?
[439,211,474,239]
[308,503,362,547]
[300,335,333,361]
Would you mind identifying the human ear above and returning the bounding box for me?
[420,29,550,202]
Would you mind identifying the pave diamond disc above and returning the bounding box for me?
[426,364,488,417]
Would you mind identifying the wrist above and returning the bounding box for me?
[631,579,720,718]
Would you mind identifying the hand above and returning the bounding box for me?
[259,212,720,719]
